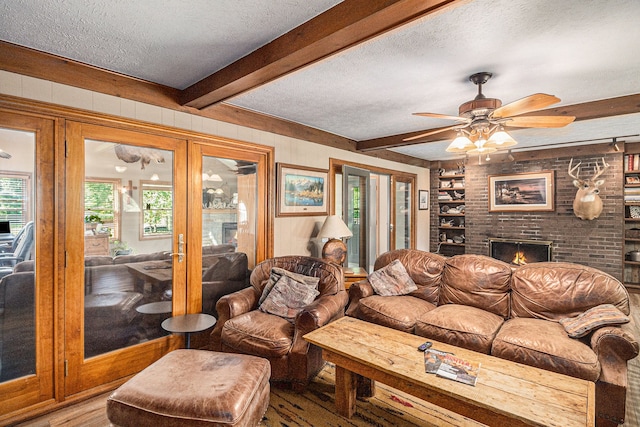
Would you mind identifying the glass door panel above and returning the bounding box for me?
[0,113,55,415]
[394,180,412,249]
[343,166,371,271]
[83,140,175,357]
[65,122,186,396]
[201,156,257,316]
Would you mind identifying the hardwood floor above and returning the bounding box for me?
[12,293,640,427]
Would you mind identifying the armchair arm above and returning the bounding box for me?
[209,286,258,351]
[296,291,349,334]
[292,290,348,355]
[345,279,375,317]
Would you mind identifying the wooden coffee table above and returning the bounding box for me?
[304,316,595,427]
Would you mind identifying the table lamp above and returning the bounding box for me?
[317,215,353,265]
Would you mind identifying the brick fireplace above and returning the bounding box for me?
[431,149,623,280]
[489,238,552,265]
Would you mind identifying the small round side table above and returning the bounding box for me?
[161,313,217,349]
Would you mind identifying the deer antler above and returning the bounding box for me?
[568,158,581,180]
[592,157,610,180]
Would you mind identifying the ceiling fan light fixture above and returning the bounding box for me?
[446,132,474,153]
[468,145,497,155]
[487,126,517,148]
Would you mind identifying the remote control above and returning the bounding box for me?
[417,341,432,351]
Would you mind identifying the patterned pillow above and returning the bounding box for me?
[259,267,320,305]
[368,259,417,296]
[259,274,320,321]
[559,304,630,338]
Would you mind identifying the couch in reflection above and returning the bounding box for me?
[0,271,35,382]
[81,244,249,356]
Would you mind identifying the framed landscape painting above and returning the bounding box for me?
[488,171,555,212]
[276,163,329,217]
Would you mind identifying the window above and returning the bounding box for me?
[0,172,32,233]
[140,180,173,238]
[84,178,120,240]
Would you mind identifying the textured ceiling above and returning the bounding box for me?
[0,0,342,89]
[1,0,639,161]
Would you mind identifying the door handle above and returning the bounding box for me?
[170,233,185,262]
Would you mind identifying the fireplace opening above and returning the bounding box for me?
[489,238,552,265]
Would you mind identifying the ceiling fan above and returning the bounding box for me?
[404,72,576,154]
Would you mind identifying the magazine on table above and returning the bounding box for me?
[423,349,451,374]
[434,353,480,386]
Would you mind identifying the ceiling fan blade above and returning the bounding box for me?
[492,93,560,118]
[403,125,462,142]
[505,115,576,128]
[413,112,470,122]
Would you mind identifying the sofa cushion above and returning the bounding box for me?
[368,259,417,296]
[511,262,630,320]
[358,295,435,333]
[373,249,446,304]
[492,318,600,381]
[259,274,319,321]
[415,304,504,354]
[222,310,294,358]
[440,255,512,318]
[559,304,630,338]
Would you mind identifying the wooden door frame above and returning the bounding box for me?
[329,158,417,251]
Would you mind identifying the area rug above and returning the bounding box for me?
[260,363,481,427]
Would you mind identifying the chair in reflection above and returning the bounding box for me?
[0,271,35,381]
[0,221,34,279]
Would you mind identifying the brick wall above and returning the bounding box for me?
[432,151,623,279]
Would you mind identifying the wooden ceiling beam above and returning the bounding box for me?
[0,41,429,167]
[180,0,461,109]
[356,93,640,151]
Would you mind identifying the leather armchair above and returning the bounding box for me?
[210,256,348,391]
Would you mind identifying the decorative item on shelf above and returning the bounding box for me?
[440,205,450,213]
[630,206,640,219]
[453,235,465,244]
[453,191,465,200]
[317,215,353,265]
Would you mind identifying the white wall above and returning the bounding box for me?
[0,70,431,256]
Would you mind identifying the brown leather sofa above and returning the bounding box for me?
[346,249,639,427]
[210,256,348,391]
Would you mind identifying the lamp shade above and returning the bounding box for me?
[317,215,352,239]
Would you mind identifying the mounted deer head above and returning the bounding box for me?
[568,157,609,220]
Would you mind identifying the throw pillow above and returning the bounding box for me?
[259,274,320,321]
[559,304,630,338]
[368,259,417,296]
[259,267,320,305]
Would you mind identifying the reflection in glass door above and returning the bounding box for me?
[0,113,55,416]
[201,156,258,317]
[0,128,36,380]
[83,140,175,358]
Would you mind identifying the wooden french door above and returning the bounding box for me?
[64,122,187,396]
[0,111,55,416]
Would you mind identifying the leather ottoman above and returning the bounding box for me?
[107,349,271,427]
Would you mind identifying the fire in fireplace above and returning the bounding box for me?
[489,238,552,265]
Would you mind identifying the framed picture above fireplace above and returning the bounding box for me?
[488,171,554,212]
